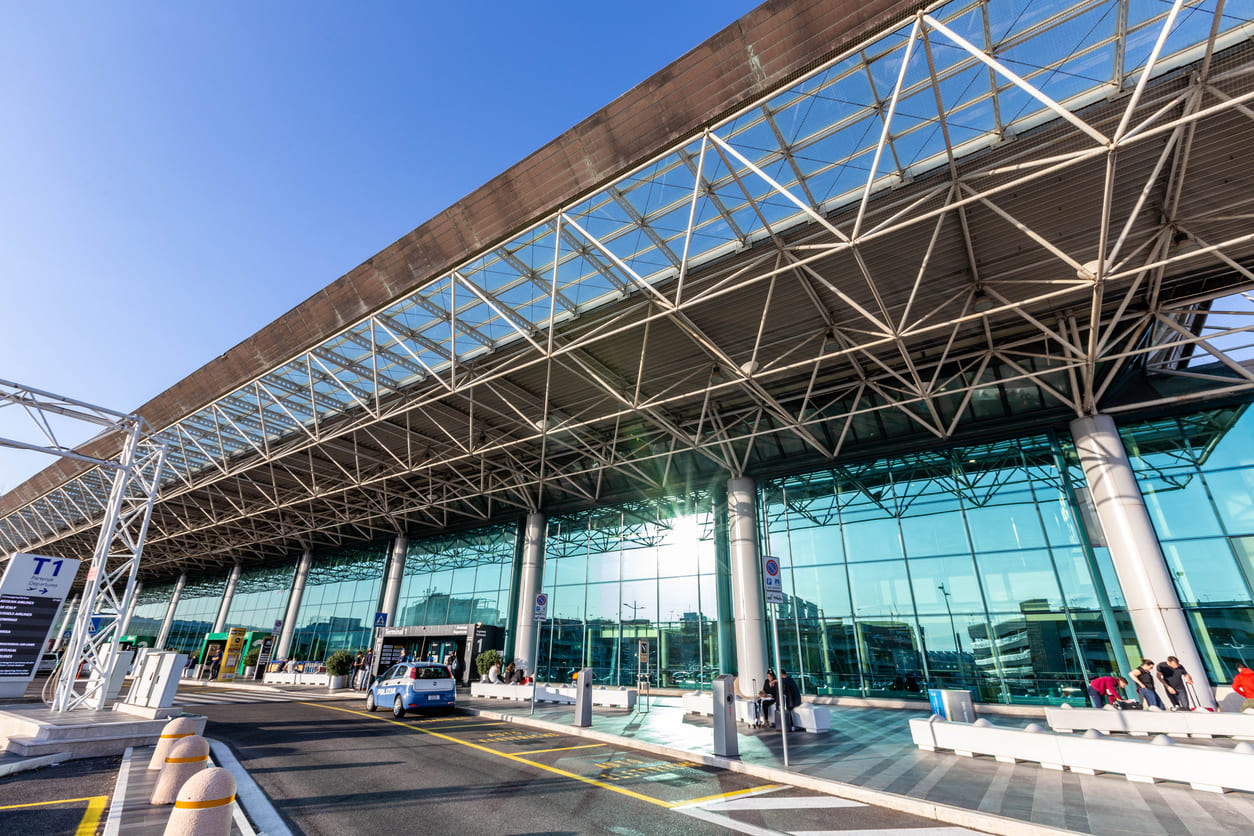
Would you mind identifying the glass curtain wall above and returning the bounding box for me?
[289,543,387,661]
[164,575,228,657]
[128,583,175,642]
[396,524,515,628]
[763,433,1128,705]
[224,563,295,635]
[539,494,719,687]
[1116,404,1254,683]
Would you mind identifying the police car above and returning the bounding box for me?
[366,662,456,718]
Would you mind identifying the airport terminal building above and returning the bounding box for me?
[4,0,1253,707]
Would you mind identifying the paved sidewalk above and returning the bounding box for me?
[455,693,1254,836]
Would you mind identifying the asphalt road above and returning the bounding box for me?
[0,754,116,835]
[201,696,980,836]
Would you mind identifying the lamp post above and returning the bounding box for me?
[938,584,966,687]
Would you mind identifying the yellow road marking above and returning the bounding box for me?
[75,796,107,836]
[416,722,506,731]
[513,743,606,755]
[303,702,674,807]
[675,784,782,807]
[0,796,105,811]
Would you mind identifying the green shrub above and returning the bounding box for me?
[326,649,354,676]
[243,645,261,667]
[475,648,501,676]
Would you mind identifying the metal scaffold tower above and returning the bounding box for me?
[0,379,166,711]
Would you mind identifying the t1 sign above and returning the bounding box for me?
[0,553,82,697]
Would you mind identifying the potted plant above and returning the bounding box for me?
[243,645,261,679]
[475,648,502,681]
[326,649,354,690]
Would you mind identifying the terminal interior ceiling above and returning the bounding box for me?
[4,0,1254,704]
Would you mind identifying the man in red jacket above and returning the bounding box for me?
[1087,674,1127,708]
[1233,666,1254,712]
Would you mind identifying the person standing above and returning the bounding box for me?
[1231,665,1254,712]
[444,649,460,686]
[351,652,364,690]
[360,649,374,691]
[1156,656,1194,710]
[780,669,802,732]
[1087,674,1127,707]
[1128,659,1164,709]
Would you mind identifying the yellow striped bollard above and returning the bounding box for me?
[163,767,236,836]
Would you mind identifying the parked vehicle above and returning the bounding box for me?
[366,662,456,718]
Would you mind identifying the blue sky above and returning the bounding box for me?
[0,1,761,492]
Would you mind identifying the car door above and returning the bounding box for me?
[375,665,400,698]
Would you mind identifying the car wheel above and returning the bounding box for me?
[366,691,376,712]
[393,695,406,719]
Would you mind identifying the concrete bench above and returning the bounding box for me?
[261,672,330,687]
[910,715,1254,793]
[471,682,539,701]
[1045,705,1254,739]
[683,692,829,731]
[471,682,637,708]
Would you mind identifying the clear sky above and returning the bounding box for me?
[0,0,762,493]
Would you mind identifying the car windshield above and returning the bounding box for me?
[414,666,448,680]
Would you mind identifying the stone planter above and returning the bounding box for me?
[329,674,349,690]
[243,666,256,679]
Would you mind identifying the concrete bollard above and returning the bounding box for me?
[149,717,200,770]
[163,767,236,836]
[151,735,210,805]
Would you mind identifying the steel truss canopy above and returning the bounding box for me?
[4,0,1254,583]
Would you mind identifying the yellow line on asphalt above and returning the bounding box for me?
[0,796,104,811]
[303,702,673,807]
[417,722,507,731]
[674,784,782,807]
[513,743,606,755]
[75,796,107,836]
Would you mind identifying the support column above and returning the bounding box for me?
[381,535,408,627]
[117,582,142,638]
[1070,414,1215,706]
[276,550,313,659]
[212,564,241,633]
[728,477,768,698]
[512,513,546,673]
[155,574,186,650]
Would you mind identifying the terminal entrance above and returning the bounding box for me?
[372,624,500,685]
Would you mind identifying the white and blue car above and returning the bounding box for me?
[366,662,456,718]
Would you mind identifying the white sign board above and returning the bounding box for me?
[0,554,81,693]
[534,592,548,621]
[763,555,784,605]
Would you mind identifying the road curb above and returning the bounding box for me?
[207,737,292,836]
[464,706,1075,836]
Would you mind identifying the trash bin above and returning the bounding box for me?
[927,688,975,722]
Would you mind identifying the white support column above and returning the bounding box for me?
[512,513,545,672]
[276,550,313,659]
[117,581,142,637]
[212,564,241,633]
[728,477,768,698]
[155,574,186,650]
[1070,414,1215,707]
[381,535,408,627]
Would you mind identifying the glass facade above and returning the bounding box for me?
[763,434,1129,705]
[289,543,387,660]
[1119,405,1254,683]
[224,563,295,636]
[128,583,175,642]
[164,575,227,657]
[396,524,515,628]
[537,494,720,687]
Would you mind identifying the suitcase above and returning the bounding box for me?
[1187,681,1214,711]
[1114,699,1142,710]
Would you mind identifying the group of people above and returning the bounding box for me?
[349,649,375,691]
[754,669,802,731]
[487,659,530,685]
[1087,656,1199,709]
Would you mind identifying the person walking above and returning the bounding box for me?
[1128,659,1164,709]
[1232,665,1254,712]
[1156,656,1194,710]
[1087,674,1127,707]
[444,649,461,686]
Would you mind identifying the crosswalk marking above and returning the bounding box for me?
[174,689,354,706]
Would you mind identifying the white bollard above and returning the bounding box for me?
[151,735,210,805]
[148,716,200,770]
[163,767,236,836]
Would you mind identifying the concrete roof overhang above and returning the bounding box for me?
[4,0,1254,584]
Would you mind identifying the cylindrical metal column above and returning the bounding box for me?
[512,513,546,673]
[117,581,142,637]
[212,564,241,633]
[276,550,313,659]
[728,477,768,698]
[381,535,408,626]
[155,574,187,650]
[1070,414,1214,706]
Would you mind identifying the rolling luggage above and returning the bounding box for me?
[1187,681,1214,711]
[1113,699,1142,710]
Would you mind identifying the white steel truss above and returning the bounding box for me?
[3,0,1254,577]
[0,380,166,711]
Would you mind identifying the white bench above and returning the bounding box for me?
[1045,705,1254,739]
[910,715,1254,793]
[471,682,637,709]
[262,672,330,687]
